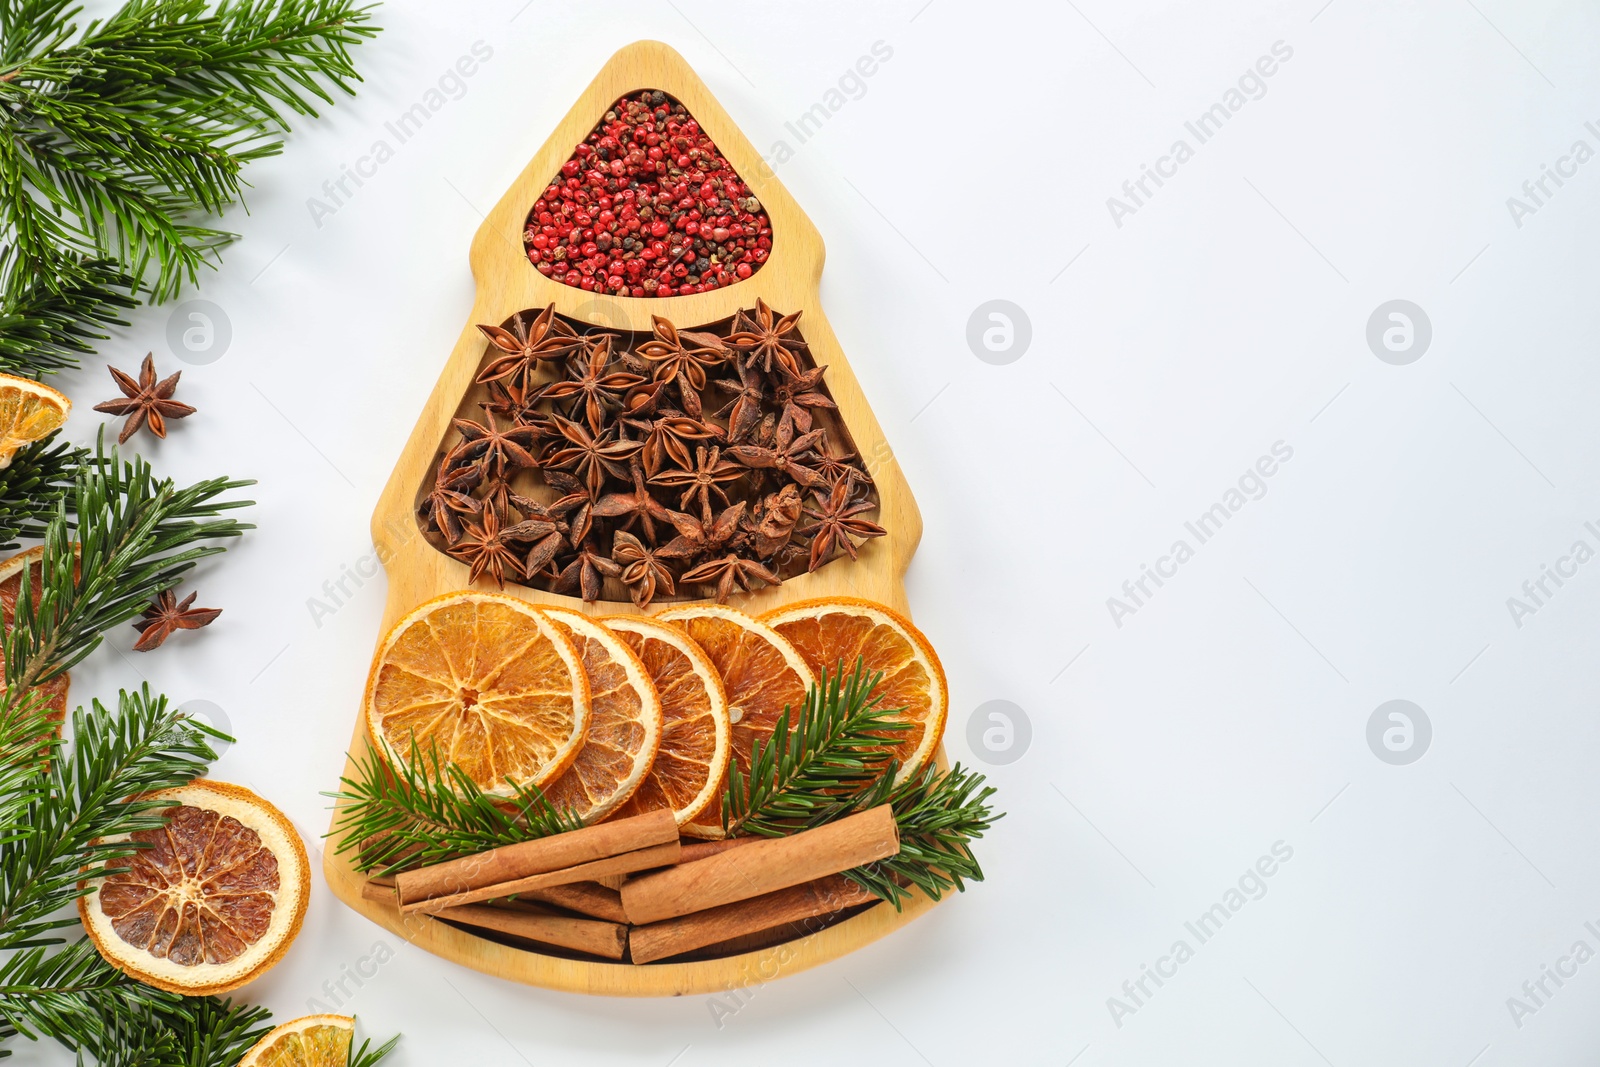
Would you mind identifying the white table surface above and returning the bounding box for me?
[20,1,1600,1063]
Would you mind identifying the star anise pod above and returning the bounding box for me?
[649,445,744,522]
[726,299,807,378]
[610,531,677,608]
[658,501,746,564]
[811,445,867,489]
[507,491,586,573]
[743,483,803,558]
[726,419,826,488]
[132,589,221,651]
[421,461,482,542]
[770,365,835,435]
[476,305,582,391]
[549,540,621,602]
[593,462,673,543]
[711,361,769,443]
[622,409,723,478]
[680,552,780,604]
[481,377,551,424]
[634,315,728,418]
[543,415,643,498]
[539,470,596,545]
[93,353,196,443]
[541,334,643,434]
[451,414,539,479]
[798,479,886,572]
[449,505,531,587]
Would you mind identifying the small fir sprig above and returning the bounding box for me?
[0,0,382,301]
[0,433,89,549]
[724,658,1003,910]
[721,658,906,838]
[3,433,254,694]
[833,761,999,908]
[328,736,583,876]
[0,253,136,379]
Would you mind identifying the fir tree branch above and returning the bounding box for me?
[348,1029,401,1067]
[721,658,907,838]
[0,0,380,300]
[0,252,135,377]
[3,433,253,693]
[0,686,222,952]
[720,659,1003,909]
[327,737,582,877]
[0,433,88,548]
[837,762,1000,909]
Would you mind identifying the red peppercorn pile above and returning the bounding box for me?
[523,90,772,297]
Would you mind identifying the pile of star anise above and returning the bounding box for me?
[418,302,883,605]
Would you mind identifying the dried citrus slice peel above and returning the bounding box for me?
[761,596,948,782]
[238,1013,354,1067]
[602,614,730,836]
[539,608,663,823]
[654,603,814,836]
[0,372,68,468]
[78,779,309,995]
[364,591,590,795]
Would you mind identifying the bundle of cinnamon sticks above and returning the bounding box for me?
[362,805,899,964]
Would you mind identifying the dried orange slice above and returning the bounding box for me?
[78,780,309,995]
[602,614,730,836]
[0,546,69,733]
[654,604,814,829]
[0,373,68,468]
[539,608,663,822]
[762,596,948,782]
[238,1013,353,1067]
[365,592,590,795]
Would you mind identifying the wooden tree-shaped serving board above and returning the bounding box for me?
[324,40,937,996]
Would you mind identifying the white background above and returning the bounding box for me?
[19,0,1600,1064]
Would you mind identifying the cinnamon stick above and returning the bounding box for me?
[629,875,877,963]
[394,809,676,907]
[361,879,397,906]
[620,806,898,925]
[515,881,627,923]
[403,840,680,914]
[676,838,752,864]
[432,902,627,960]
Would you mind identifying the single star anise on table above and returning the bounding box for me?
[93,353,196,443]
[727,299,807,378]
[610,530,677,608]
[799,479,887,572]
[542,334,643,434]
[477,305,583,392]
[133,589,221,651]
